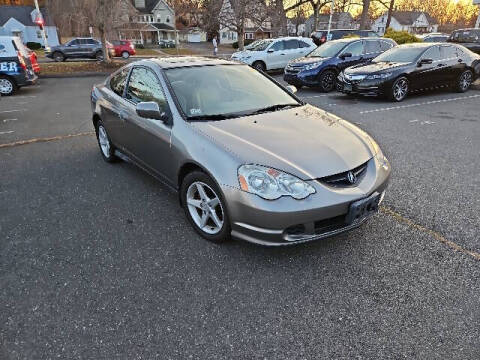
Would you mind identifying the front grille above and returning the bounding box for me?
[319,161,368,187]
[285,66,302,74]
[284,214,347,238]
[314,215,346,233]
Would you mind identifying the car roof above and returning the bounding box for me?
[148,56,239,69]
[396,43,436,49]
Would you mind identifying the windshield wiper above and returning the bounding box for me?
[186,113,240,121]
[246,103,302,116]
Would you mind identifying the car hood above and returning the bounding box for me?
[346,61,410,74]
[191,105,373,180]
[289,56,329,66]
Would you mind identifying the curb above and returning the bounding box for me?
[39,72,111,79]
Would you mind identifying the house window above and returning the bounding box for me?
[222,32,227,39]
[166,16,170,23]
[157,15,161,22]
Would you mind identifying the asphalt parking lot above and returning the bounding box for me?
[1,76,479,359]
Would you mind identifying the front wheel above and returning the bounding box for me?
[0,75,17,96]
[389,77,409,102]
[181,171,231,243]
[252,61,266,72]
[455,70,473,93]
[53,51,65,62]
[318,70,336,92]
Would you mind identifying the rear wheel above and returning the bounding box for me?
[96,121,117,163]
[455,70,473,93]
[53,51,65,62]
[0,75,17,96]
[181,171,231,243]
[389,76,409,102]
[95,51,104,61]
[252,61,266,72]
[121,51,130,59]
[318,70,336,92]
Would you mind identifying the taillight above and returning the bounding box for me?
[129,43,135,50]
[17,51,27,70]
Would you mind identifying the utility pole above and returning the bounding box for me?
[327,0,335,41]
[34,0,49,50]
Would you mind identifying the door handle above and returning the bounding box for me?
[280,53,286,55]
[458,59,463,63]
[437,64,445,67]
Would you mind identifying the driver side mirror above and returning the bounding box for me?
[136,102,169,122]
[418,58,433,66]
[340,52,352,60]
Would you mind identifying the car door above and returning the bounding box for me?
[122,66,175,183]
[85,39,98,57]
[266,40,286,69]
[337,40,365,72]
[100,66,131,146]
[364,40,382,62]
[64,39,81,57]
[439,45,465,82]
[411,46,442,90]
[284,39,301,64]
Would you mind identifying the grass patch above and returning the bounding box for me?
[39,60,123,76]
[134,48,162,56]
[161,48,197,56]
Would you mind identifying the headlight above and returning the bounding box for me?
[366,72,392,80]
[238,165,316,200]
[304,62,322,71]
[242,56,251,60]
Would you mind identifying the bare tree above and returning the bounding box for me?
[218,0,268,50]
[285,0,329,33]
[359,0,371,29]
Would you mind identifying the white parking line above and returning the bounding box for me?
[0,131,14,135]
[0,109,25,114]
[360,94,480,114]
[302,94,330,98]
[2,119,18,123]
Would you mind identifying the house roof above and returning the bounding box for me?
[0,5,55,27]
[152,23,175,31]
[134,0,160,14]
[391,11,438,26]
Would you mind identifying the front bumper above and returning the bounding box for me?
[284,69,319,87]
[337,75,392,97]
[222,156,390,246]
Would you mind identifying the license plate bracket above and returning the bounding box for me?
[345,192,380,224]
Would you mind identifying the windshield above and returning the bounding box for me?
[308,41,346,58]
[250,40,272,51]
[165,64,300,120]
[373,46,425,63]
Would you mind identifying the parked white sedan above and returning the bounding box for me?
[231,37,316,71]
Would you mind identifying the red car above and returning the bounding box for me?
[107,40,136,59]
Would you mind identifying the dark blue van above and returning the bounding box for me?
[284,38,397,92]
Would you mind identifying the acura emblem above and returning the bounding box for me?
[347,171,356,184]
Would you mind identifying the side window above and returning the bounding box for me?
[110,67,130,97]
[299,41,310,48]
[126,67,168,111]
[343,41,364,57]
[270,41,285,52]
[440,45,458,59]
[422,46,441,61]
[69,39,80,46]
[365,40,381,54]
[284,40,299,50]
[380,40,394,51]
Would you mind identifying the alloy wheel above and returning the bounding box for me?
[122,51,130,59]
[0,78,13,95]
[321,71,335,92]
[186,181,224,235]
[393,78,408,101]
[98,125,110,158]
[460,71,472,91]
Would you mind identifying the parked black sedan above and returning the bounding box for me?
[337,43,480,102]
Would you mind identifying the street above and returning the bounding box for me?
[1,76,479,359]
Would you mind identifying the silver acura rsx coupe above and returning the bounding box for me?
[91,57,391,246]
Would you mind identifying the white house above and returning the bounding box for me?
[372,11,439,35]
[287,20,306,37]
[0,5,59,47]
[117,0,176,45]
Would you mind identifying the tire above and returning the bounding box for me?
[53,51,65,62]
[455,70,473,93]
[95,51,104,61]
[0,75,17,96]
[252,61,266,72]
[180,171,231,243]
[318,70,336,92]
[121,51,130,59]
[95,120,118,163]
[388,76,409,102]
